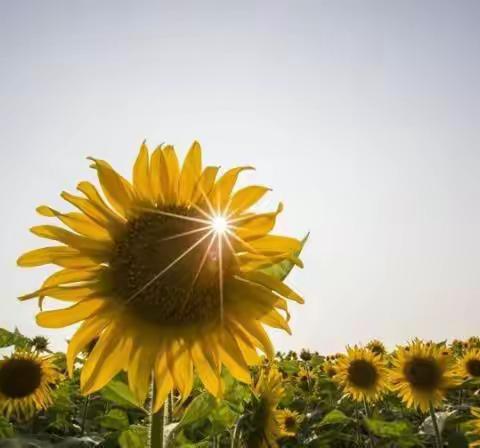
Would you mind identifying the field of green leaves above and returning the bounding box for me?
[1,328,480,447]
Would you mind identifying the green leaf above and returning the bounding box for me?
[0,327,31,349]
[118,425,148,448]
[447,431,469,448]
[0,415,14,439]
[98,409,130,431]
[101,379,145,410]
[178,393,217,428]
[260,233,308,280]
[318,409,350,426]
[364,418,413,438]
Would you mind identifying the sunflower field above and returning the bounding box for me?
[2,142,479,447]
[1,329,480,447]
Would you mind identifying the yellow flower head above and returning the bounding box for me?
[247,367,285,448]
[296,366,312,384]
[334,346,389,403]
[322,359,337,379]
[366,339,387,356]
[456,348,480,380]
[17,142,304,409]
[390,340,459,412]
[0,350,60,421]
[277,408,301,437]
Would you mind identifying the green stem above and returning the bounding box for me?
[429,401,442,448]
[363,400,375,447]
[231,415,245,448]
[80,395,90,437]
[150,405,165,448]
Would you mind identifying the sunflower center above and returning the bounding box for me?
[404,357,442,391]
[466,359,480,377]
[284,416,296,430]
[0,358,42,399]
[110,208,234,326]
[348,359,378,389]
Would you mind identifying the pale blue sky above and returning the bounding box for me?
[1,1,479,353]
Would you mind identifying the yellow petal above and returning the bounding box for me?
[81,325,131,394]
[41,268,103,289]
[128,343,156,404]
[178,141,202,204]
[259,308,291,334]
[88,158,136,217]
[248,235,301,255]
[218,329,251,384]
[17,247,101,268]
[209,167,253,212]
[162,145,180,204]
[191,166,219,204]
[167,340,193,400]
[191,340,222,397]
[133,142,153,203]
[227,186,270,216]
[240,271,303,303]
[19,284,102,302]
[36,298,108,328]
[30,225,111,255]
[36,206,111,241]
[232,317,274,359]
[234,203,283,241]
[150,145,168,204]
[153,353,173,412]
[67,315,110,375]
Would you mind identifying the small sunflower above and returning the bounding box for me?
[366,339,386,357]
[334,346,389,403]
[17,142,304,409]
[0,350,60,420]
[244,367,285,448]
[390,340,458,412]
[277,409,301,437]
[456,349,480,380]
[297,366,312,384]
[322,359,337,379]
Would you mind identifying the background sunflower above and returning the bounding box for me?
[0,350,60,421]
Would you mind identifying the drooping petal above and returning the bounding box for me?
[17,247,102,268]
[36,298,108,328]
[191,340,222,396]
[218,329,251,384]
[67,315,110,375]
[239,271,303,303]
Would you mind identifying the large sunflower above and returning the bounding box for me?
[333,346,389,403]
[390,340,458,412]
[17,142,304,409]
[0,350,60,420]
[456,349,480,381]
[243,367,285,448]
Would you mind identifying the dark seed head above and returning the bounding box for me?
[0,358,42,399]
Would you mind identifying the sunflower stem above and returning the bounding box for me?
[231,414,245,448]
[80,395,90,436]
[149,380,165,448]
[429,401,442,448]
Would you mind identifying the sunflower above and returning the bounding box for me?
[17,142,304,409]
[0,350,60,420]
[277,409,301,437]
[322,359,337,379]
[390,340,458,412]
[296,366,312,384]
[366,339,387,357]
[334,346,389,403]
[244,367,285,448]
[456,349,480,380]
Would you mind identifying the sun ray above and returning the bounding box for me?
[225,228,260,254]
[125,229,214,304]
[158,225,211,242]
[218,232,224,327]
[136,206,211,225]
[191,232,217,288]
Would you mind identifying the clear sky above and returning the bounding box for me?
[1,1,479,354]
